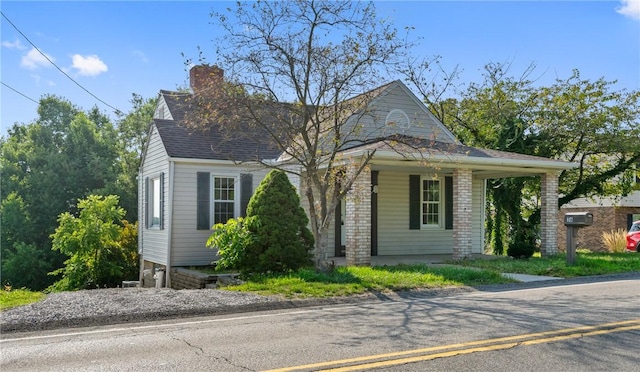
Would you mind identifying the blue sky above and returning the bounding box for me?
[1,1,639,136]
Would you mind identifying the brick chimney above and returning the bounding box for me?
[189,65,223,92]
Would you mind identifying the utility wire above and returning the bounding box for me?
[1,81,39,104]
[1,11,123,115]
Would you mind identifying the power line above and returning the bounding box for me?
[0,11,123,115]
[1,81,39,104]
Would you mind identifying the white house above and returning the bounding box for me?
[138,65,576,287]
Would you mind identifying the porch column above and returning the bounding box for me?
[540,172,559,256]
[345,167,371,266]
[453,168,473,260]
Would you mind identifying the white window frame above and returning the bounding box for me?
[149,176,161,228]
[385,109,410,128]
[211,175,240,225]
[421,177,443,228]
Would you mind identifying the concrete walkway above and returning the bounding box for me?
[501,273,563,282]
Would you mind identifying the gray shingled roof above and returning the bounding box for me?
[154,118,282,162]
[153,88,572,167]
[350,134,573,165]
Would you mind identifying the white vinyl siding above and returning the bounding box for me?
[376,171,483,255]
[139,126,170,265]
[169,163,270,266]
[340,83,457,147]
[153,96,172,120]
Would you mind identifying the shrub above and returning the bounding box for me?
[507,241,536,259]
[207,217,254,271]
[244,170,314,273]
[50,195,139,290]
[209,170,313,275]
[507,228,536,259]
[601,228,627,253]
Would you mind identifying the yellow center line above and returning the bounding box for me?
[324,325,640,372]
[263,319,640,372]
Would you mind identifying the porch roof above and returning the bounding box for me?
[341,136,578,178]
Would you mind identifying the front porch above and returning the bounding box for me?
[336,159,565,266]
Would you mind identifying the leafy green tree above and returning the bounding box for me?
[111,94,157,221]
[0,94,151,289]
[50,195,138,290]
[1,242,53,290]
[209,170,313,275]
[406,63,640,256]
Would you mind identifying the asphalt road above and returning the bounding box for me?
[1,276,639,371]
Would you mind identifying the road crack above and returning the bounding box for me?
[170,334,255,371]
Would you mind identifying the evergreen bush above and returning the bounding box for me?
[210,170,313,275]
[245,170,314,273]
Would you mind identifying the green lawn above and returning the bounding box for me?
[3,252,638,308]
[225,265,515,298]
[450,251,640,277]
[223,251,640,298]
[0,289,46,310]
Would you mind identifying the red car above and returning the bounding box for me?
[627,220,640,252]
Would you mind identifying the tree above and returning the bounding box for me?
[0,95,148,289]
[244,170,314,273]
[185,0,413,269]
[405,62,640,255]
[50,195,138,290]
[111,94,157,222]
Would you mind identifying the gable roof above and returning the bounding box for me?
[149,83,575,173]
[158,90,190,122]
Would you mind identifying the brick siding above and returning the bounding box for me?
[345,167,372,266]
[540,173,559,255]
[452,168,472,259]
[558,206,640,252]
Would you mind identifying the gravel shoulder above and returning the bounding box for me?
[2,272,638,335]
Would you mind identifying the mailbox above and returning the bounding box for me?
[564,212,593,227]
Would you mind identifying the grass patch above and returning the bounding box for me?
[450,252,640,277]
[223,265,514,298]
[0,288,45,310]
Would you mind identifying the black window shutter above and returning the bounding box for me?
[240,173,253,217]
[197,172,210,230]
[159,172,165,230]
[409,175,420,230]
[445,176,453,230]
[629,214,635,230]
[145,177,150,229]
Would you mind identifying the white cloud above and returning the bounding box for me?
[71,54,108,76]
[2,39,26,50]
[21,48,53,69]
[617,0,640,20]
[132,49,149,63]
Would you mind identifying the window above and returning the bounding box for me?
[422,179,441,226]
[146,173,164,229]
[213,176,236,225]
[197,172,252,230]
[409,175,451,230]
[385,109,410,128]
